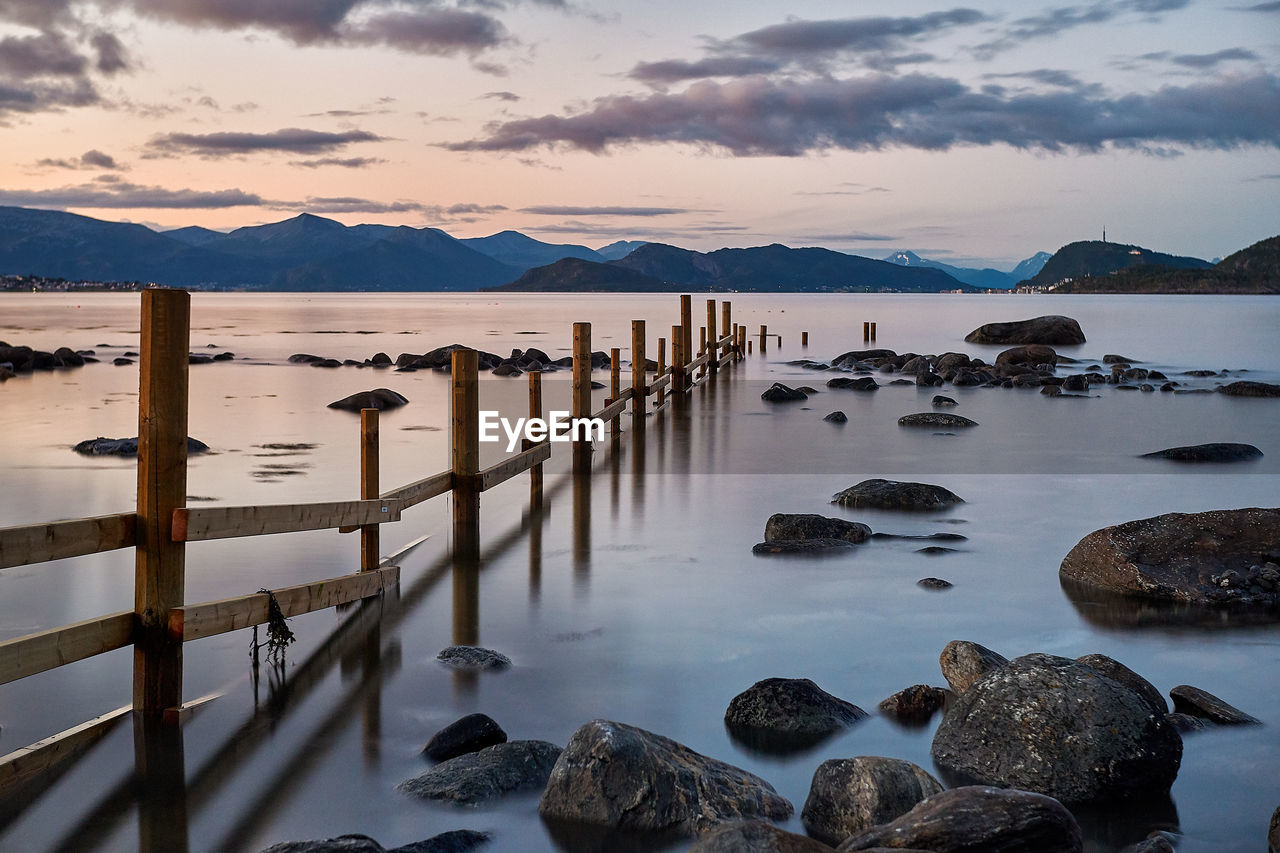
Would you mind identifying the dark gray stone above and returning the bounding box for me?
[1269,803,1280,853]
[688,821,833,853]
[1062,374,1088,391]
[765,514,871,545]
[538,720,793,836]
[762,383,808,402]
[753,539,856,555]
[1166,712,1208,734]
[964,315,1086,346]
[327,388,409,412]
[261,831,490,853]
[939,641,1008,694]
[1140,443,1263,463]
[897,413,978,428]
[1169,684,1260,725]
[995,345,1058,366]
[932,395,957,407]
[823,411,848,423]
[915,371,943,387]
[423,713,508,761]
[931,654,1183,804]
[827,376,879,391]
[1219,381,1280,397]
[725,678,868,752]
[918,577,954,590]
[436,645,511,671]
[1075,654,1167,716]
[878,685,953,724]
[832,479,964,512]
[1120,831,1178,853]
[74,436,209,456]
[802,757,943,844]
[397,740,561,804]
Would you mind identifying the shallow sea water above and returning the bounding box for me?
[0,292,1277,852]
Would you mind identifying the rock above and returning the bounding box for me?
[538,720,793,836]
[995,345,1058,366]
[436,645,511,671]
[832,349,896,367]
[939,640,1008,694]
[931,654,1183,804]
[261,831,490,853]
[877,685,952,723]
[917,546,958,554]
[1059,507,1280,607]
[53,346,85,367]
[1074,654,1167,716]
[833,479,964,512]
[491,363,522,376]
[917,577,954,590]
[1140,443,1263,463]
[1270,803,1280,853]
[762,383,808,402]
[837,786,1082,852]
[934,352,972,376]
[872,532,967,542]
[1062,374,1088,391]
[753,539,856,555]
[914,371,943,387]
[1219,380,1280,397]
[765,514,871,545]
[688,821,833,853]
[1166,712,1208,733]
[1103,354,1139,364]
[802,757,943,844]
[931,395,957,407]
[370,352,392,366]
[398,740,561,804]
[327,388,409,412]
[1169,684,1260,725]
[823,411,848,423]
[423,713,508,761]
[725,678,868,752]
[74,436,209,456]
[1120,831,1178,853]
[796,386,820,394]
[827,377,879,391]
[897,413,978,428]
[964,315,1086,346]
[1040,385,1062,396]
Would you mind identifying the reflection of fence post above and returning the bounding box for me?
[609,347,621,441]
[631,320,646,429]
[527,371,543,505]
[572,322,592,475]
[134,288,189,721]
[451,349,480,553]
[656,337,666,407]
[698,327,707,381]
[360,409,379,572]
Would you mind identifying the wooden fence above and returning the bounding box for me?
[0,288,745,816]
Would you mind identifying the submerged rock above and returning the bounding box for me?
[1219,380,1280,397]
[964,315,1086,346]
[1059,507,1280,608]
[878,685,953,724]
[327,388,409,412]
[538,720,793,836]
[832,479,964,512]
[917,577,954,590]
[931,654,1183,804]
[74,436,209,456]
[765,514,871,545]
[1169,684,1260,725]
[802,756,943,844]
[837,786,1082,852]
[752,539,856,555]
[823,411,848,423]
[436,645,511,671]
[827,376,879,391]
[995,345,1058,366]
[422,713,508,762]
[897,413,978,428]
[398,740,561,804]
[688,820,831,852]
[260,831,490,853]
[939,640,1008,694]
[725,677,868,752]
[1140,443,1263,463]
[762,383,808,402]
[931,395,957,407]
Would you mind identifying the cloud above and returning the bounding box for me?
[796,231,898,242]
[90,30,130,74]
[482,90,521,101]
[972,0,1192,58]
[982,68,1094,90]
[795,183,890,196]
[1244,172,1280,180]
[299,196,425,213]
[36,149,122,169]
[289,156,387,168]
[148,127,386,156]
[446,71,1280,157]
[629,56,783,86]
[1169,48,1259,68]
[0,181,270,208]
[342,8,509,56]
[0,31,88,78]
[1231,0,1280,9]
[518,205,692,216]
[0,77,99,117]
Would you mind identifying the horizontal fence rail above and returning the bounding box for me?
[0,611,134,687]
[172,499,402,543]
[0,513,137,571]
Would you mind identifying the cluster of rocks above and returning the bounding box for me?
[1,341,96,378]
[291,344,625,379]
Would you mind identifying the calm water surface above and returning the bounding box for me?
[0,293,1277,852]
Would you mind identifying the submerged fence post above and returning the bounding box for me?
[360,409,379,572]
[671,325,684,394]
[527,371,543,504]
[134,287,190,721]
[451,349,480,553]
[609,347,621,441]
[631,320,646,428]
[572,322,592,475]
[656,337,666,407]
[870,321,877,341]
[802,331,809,347]
[698,327,707,381]
[721,301,731,361]
[863,321,870,342]
[759,324,768,355]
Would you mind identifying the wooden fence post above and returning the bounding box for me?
[134,287,190,720]
[870,321,877,341]
[802,331,809,347]
[706,299,718,374]
[721,302,732,361]
[656,337,666,406]
[671,325,684,394]
[698,327,707,380]
[572,322,592,475]
[609,347,621,440]
[679,296,692,388]
[631,320,646,428]
[863,321,870,342]
[360,409,379,572]
[451,349,480,553]
[759,324,768,355]
[527,371,543,504]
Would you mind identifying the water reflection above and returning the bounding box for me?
[133,719,190,853]
[1060,577,1280,631]
[573,471,591,593]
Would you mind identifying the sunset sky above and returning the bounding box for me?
[1,0,1277,268]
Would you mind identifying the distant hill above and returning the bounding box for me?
[492,257,679,292]
[1010,251,1053,281]
[1053,235,1280,294]
[882,250,1032,289]
[461,230,602,268]
[596,240,650,260]
[162,225,226,247]
[1024,240,1212,288]
[497,242,974,292]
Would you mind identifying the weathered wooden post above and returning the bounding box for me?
[572,322,592,475]
[360,408,379,572]
[656,337,667,406]
[527,371,543,505]
[802,331,809,347]
[680,295,692,381]
[451,349,480,554]
[706,299,718,374]
[671,324,684,393]
[721,301,732,360]
[609,347,621,441]
[134,287,189,721]
[870,321,877,341]
[698,327,707,380]
[863,321,870,342]
[631,320,646,430]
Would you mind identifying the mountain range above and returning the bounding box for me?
[1050,236,1279,294]
[882,250,1051,289]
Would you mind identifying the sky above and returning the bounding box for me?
[1,0,1277,269]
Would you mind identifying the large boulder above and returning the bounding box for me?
[1058,507,1280,607]
[724,678,868,752]
[1074,654,1166,716]
[764,514,872,545]
[327,388,409,412]
[964,315,1086,346]
[538,720,793,836]
[995,345,1058,366]
[836,786,1082,852]
[832,479,963,512]
[1218,380,1280,397]
[688,821,833,853]
[1140,443,1263,463]
[939,640,1008,694]
[397,740,561,804]
[422,713,508,761]
[897,413,977,428]
[802,756,943,844]
[931,654,1183,805]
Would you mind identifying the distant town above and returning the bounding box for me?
[1,275,151,292]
